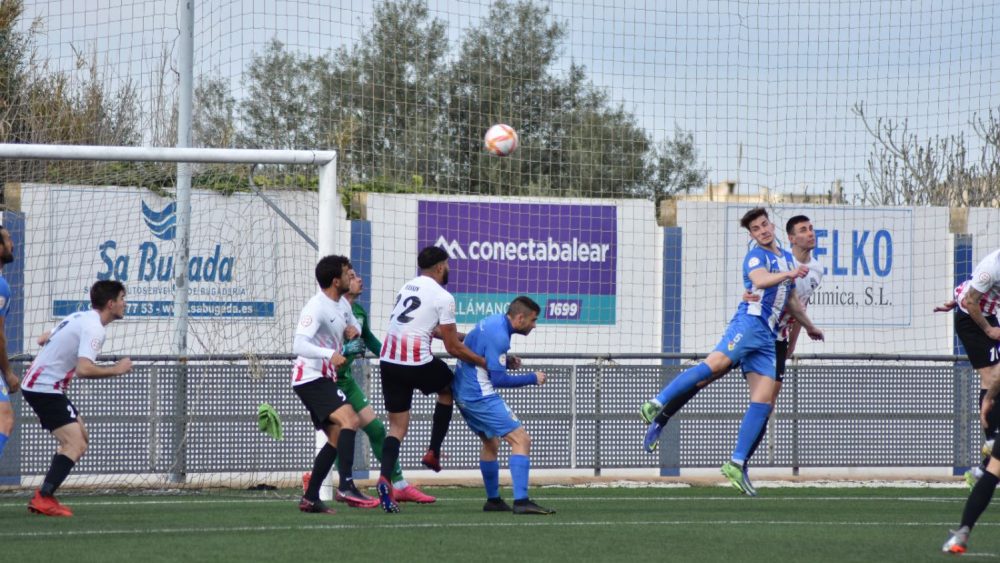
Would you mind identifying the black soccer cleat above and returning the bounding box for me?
[483,497,512,512]
[298,496,336,514]
[512,498,556,515]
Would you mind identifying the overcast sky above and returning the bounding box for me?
[18,0,1000,197]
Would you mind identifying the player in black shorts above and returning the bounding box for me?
[375,246,487,513]
[936,280,1000,488]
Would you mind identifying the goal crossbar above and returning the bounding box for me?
[0,143,336,166]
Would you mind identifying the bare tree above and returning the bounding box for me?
[853,101,1000,207]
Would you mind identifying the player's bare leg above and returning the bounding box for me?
[30,419,87,516]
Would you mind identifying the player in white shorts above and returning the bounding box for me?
[292,255,377,513]
[374,245,487,513]
[21,280,133,517]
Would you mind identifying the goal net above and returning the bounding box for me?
[2,0,996,489]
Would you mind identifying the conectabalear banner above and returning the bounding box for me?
[418,201,617,324]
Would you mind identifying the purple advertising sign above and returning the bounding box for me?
[418,201,617,295]
[416,201,617,324]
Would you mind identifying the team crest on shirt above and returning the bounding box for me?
[748,257,760,268]
[980,272,993,285]
[90,338,102,352]
[300,315,313,328]
[498,353,507,366]
[727,333,743,351]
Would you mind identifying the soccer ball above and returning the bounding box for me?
[484,124,519,157]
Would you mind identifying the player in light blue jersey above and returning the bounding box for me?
[453,296,554,515]
[640,207,824,495]
[0,226,17,464]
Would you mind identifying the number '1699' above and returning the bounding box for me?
[545,299,581,320]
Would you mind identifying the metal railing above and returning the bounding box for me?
[0,354,979,488]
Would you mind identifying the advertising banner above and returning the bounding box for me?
[417,201,617,324]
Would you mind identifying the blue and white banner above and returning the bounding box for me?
[48,188,276,318]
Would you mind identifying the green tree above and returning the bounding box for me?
[651,126,708,197]
[316,0,450,187]
[194,76,237,149]
[238,39,322,150]
[445,0,656,197]
[0,0,140,189]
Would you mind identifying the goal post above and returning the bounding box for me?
[0,143,342,491]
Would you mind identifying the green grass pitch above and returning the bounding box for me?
[0,486,994,562]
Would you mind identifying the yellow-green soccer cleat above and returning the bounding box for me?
[964,469,979,490]
[640,401,661,424]
[721,461,755,496]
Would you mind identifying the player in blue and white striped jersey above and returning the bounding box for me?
[640,207,824,495]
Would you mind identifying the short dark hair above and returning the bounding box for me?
[315,255,352,289]
[740,207,769,230]
[90,280,125,310]
[507,296,540,317]
[786,215,811,235]
[418,246,449,270]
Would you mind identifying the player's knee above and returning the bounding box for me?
[507,427,531,453]
[64,439,87,461]
[483,437,500,457]
[436,390,453,405]
[331,407,360,431]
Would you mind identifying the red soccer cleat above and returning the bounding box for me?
[421,450,442,472]
[28,491,73,517]
[394,484,436,504]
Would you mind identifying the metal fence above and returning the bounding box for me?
[0,357,981,487]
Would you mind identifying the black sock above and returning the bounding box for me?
[654,386,700,426]
[336,429,357,488]
[962,471,1000,529]
[988,397,1000,440]
[745,414,771,468]
[380,436,401,480]
[429,402,453,456]
[305,443,337,500]
[40,454,75,497]
[981,389,993,440]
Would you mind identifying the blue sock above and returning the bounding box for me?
[0,433,7,458]
[655,363,714,406]
[732,402,773,464]
[510,454,530,501]
[480,460,500,499]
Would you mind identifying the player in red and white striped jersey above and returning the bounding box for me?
[935,249,1000,490]
[21,280,133,516]
[374,246,486,513]
[941,249,1000,553]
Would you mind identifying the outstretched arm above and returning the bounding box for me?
[784,290,823,342]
